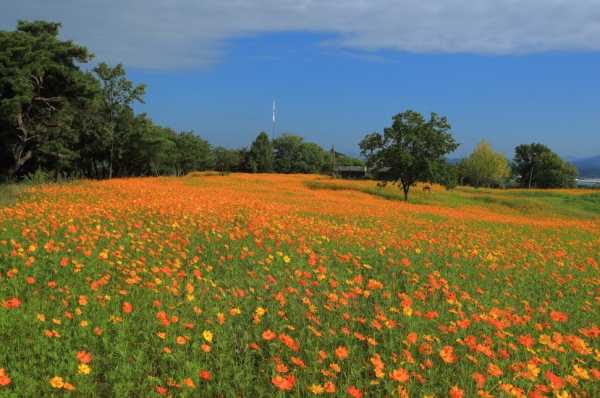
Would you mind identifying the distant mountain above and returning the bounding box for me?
[570,156,600,178]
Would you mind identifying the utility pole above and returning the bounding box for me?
[528,164,534,189]
[331,144,336,178]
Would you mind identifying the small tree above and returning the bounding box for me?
[462,139,511,188]
[359,110,459,202]
[247,132,274,173]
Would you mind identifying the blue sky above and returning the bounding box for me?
[3,0,600,158]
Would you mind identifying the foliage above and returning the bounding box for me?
[0,20,98,180]
[272,133,326,174]
[513,143,578,189]
[211,146,239,175]
[92,62,146,179]
[247,132,275,173]
[461,139,511,188]
[359,110,460,202]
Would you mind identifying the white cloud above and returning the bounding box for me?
[2,0,600,70]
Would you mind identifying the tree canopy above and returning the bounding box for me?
[272,133,325,174]
[0,20,98,179]
[461,139,511,188]
[513,143,578,188]
[359,110,459,202]
[247,132,274,173]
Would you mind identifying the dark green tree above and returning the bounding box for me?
[272,133,325,174]
[92,62,146,179]
[0,20,98,180]
[212,146,238,175]
[359,110,460,202]
[172,131,212,176]
[247,132,274,173]
[513,143,577,188]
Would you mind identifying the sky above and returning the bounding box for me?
[2,0,600,159]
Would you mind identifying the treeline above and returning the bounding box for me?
[0,21,364,181]
[456,140,578,189]
[1,21,577,189]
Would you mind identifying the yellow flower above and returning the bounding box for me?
[255,307,266,316]
[307,384,324,394]
[80,320,88,327]
[77,364,91,375]
[203,330,213,342]
[50,376,64,388]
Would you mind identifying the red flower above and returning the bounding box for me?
[199,370,212,380]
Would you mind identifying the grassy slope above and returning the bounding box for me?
[304,178,600,220]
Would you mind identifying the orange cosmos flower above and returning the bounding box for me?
[346,385,363,398]
[440,345,458,363]
[324,381,335,393]
[549,311,568,322]
[472,372,486,388]
[275,364,288,373]
[262,329,276,340]
[335,346,348,359]
[423,311,438,320]
[272,374,296,391]
[0,369,11,386]
[155,385,168,396]
[63,382,75,391]
[50,376,64,388]
[418,343,433,355]
[76,350,92,363]
[487,363,503,378]
[182,378,195,388]
[122,302,133,313]
[199,370,212,380]
[449,385,465,398]
[176,336,186,345]
[517,334,535,348]
[389,367,410,382]
[201,344,211,352]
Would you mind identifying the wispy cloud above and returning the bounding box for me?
[2,0,600,71]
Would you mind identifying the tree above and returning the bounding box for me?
[359,110,459,202]
[247,132,274,173]
[212,146,238,175]
[534,151,578,188]
[92,62,146,179]
[0,20,98,180]
[513,143,577,188]
[172,131,212,176]
[462,139,511,188]
[272,133,325,174]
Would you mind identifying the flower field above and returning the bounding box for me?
[0,174,599,397]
